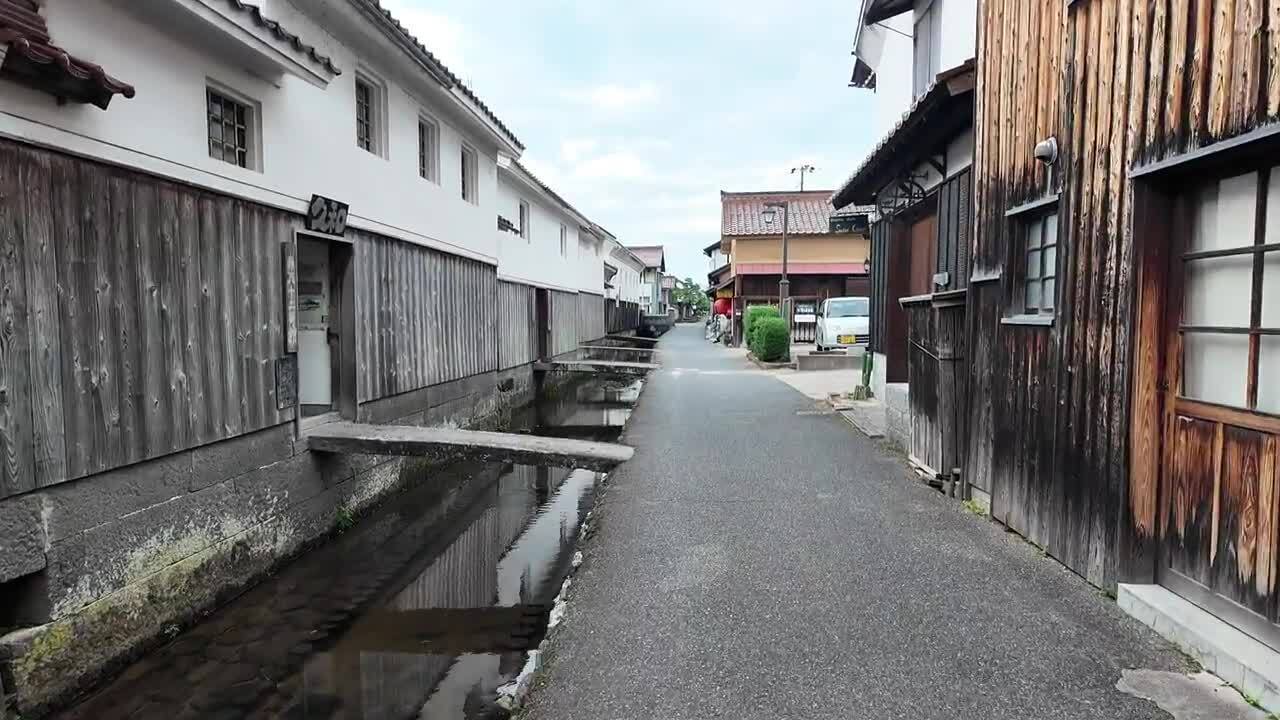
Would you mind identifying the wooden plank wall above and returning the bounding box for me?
[606,300,641,333]
[576,292,605,344]
[0,139,294,498]
[935,169,973,292]
[497,280,536,370]
[868,220,891,354]
[972,0,1280,588]
[550,290,578,356]
[355,233,498,403]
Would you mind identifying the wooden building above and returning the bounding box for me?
[968,0,1280,657]
[832,2,976,477]
[715,190,871,344]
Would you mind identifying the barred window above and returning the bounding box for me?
[207,88,252,169]
[418,116,439,182]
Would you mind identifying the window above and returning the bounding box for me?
[355,74,386,157]
[560,224,568,256]
[418,116,439,182]
[461,145,478,204]
[1021,212,1059,315]
[207,87,255,169]
[519,200,530,240]
[1179,168,1280,414]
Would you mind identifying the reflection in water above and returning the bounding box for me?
[59,377,638,720]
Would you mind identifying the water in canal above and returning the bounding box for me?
[58,376,642,720]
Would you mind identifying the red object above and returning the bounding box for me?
[713,298,732,316]
[0,0,135,109]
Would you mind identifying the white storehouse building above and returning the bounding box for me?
[0,0,641,714]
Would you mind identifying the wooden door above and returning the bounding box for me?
[1158,166,1280,649]
[535,289,551,361]
[908,213,938,297]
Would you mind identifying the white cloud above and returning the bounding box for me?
[560,138,599,164]
[376,2,469,75]
[562,83,661,111]
[570,150,655,182]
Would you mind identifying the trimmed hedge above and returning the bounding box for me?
[744,305,781,350]
[753,316,790,362]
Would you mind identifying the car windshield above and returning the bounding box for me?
[827,299,869,318]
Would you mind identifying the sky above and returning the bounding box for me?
[380,0,879,283]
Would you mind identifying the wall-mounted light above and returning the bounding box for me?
[1034,136,1059,166]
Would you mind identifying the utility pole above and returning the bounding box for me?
[791,164,816,191]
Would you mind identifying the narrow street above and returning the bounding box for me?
[523,325,1192,720]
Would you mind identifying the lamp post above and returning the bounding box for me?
[761,201,790,305]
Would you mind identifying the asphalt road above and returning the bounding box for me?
[521,324,1190,720]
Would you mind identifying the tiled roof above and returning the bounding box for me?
[0,0,134,109]
[721,190,870,236]
[362,1,524,151]
[224,0,341,76]
[626,245,665,269]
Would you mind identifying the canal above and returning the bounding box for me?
[56,376,643,720]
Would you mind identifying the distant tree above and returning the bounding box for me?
[673,277,710,314]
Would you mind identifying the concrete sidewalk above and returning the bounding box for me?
[520,325,1241,719]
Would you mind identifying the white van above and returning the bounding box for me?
[815,296,870,351]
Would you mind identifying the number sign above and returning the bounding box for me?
[306,195,349,236]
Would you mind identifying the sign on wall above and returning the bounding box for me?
[281,241,298,353]
[276,355,298,410]
[306,194,349,236]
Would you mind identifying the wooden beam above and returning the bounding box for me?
[306,421,634,471]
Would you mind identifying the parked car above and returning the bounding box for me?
[815,296,870,351]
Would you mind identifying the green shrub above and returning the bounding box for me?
[754,316,790,362]
[744,305,780,350]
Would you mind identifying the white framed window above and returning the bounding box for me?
[418,115,439,183]
[461,144,478,204]
[1179,168,1280,414]
[519,200,531,240]
[560,224,568,256]
[206,85,260,171]
[355,72,387,157]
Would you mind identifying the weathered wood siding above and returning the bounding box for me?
[906,299,968,478]
[972,0,1280,588]
[576,292,605,344]
[550,290,578,356]
[0,140,293,497]
[868,220,891,353]
[355,233,498,403]
[606,301,641,333]
[498,280,537,370]
[935,169,973,292]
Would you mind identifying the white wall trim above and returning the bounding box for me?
[0,110,498,265]
[496,274,580,294]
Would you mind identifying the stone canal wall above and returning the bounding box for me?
[0,365,539,717]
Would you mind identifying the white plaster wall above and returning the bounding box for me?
[907,127,976,194]
[937,0,977,70]
[870,14,915,141]
[607,247,643,304]
[0,0,504,262]
[575,234,605,295]
[495,174,582,292]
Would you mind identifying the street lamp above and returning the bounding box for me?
[761,201,790,304]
